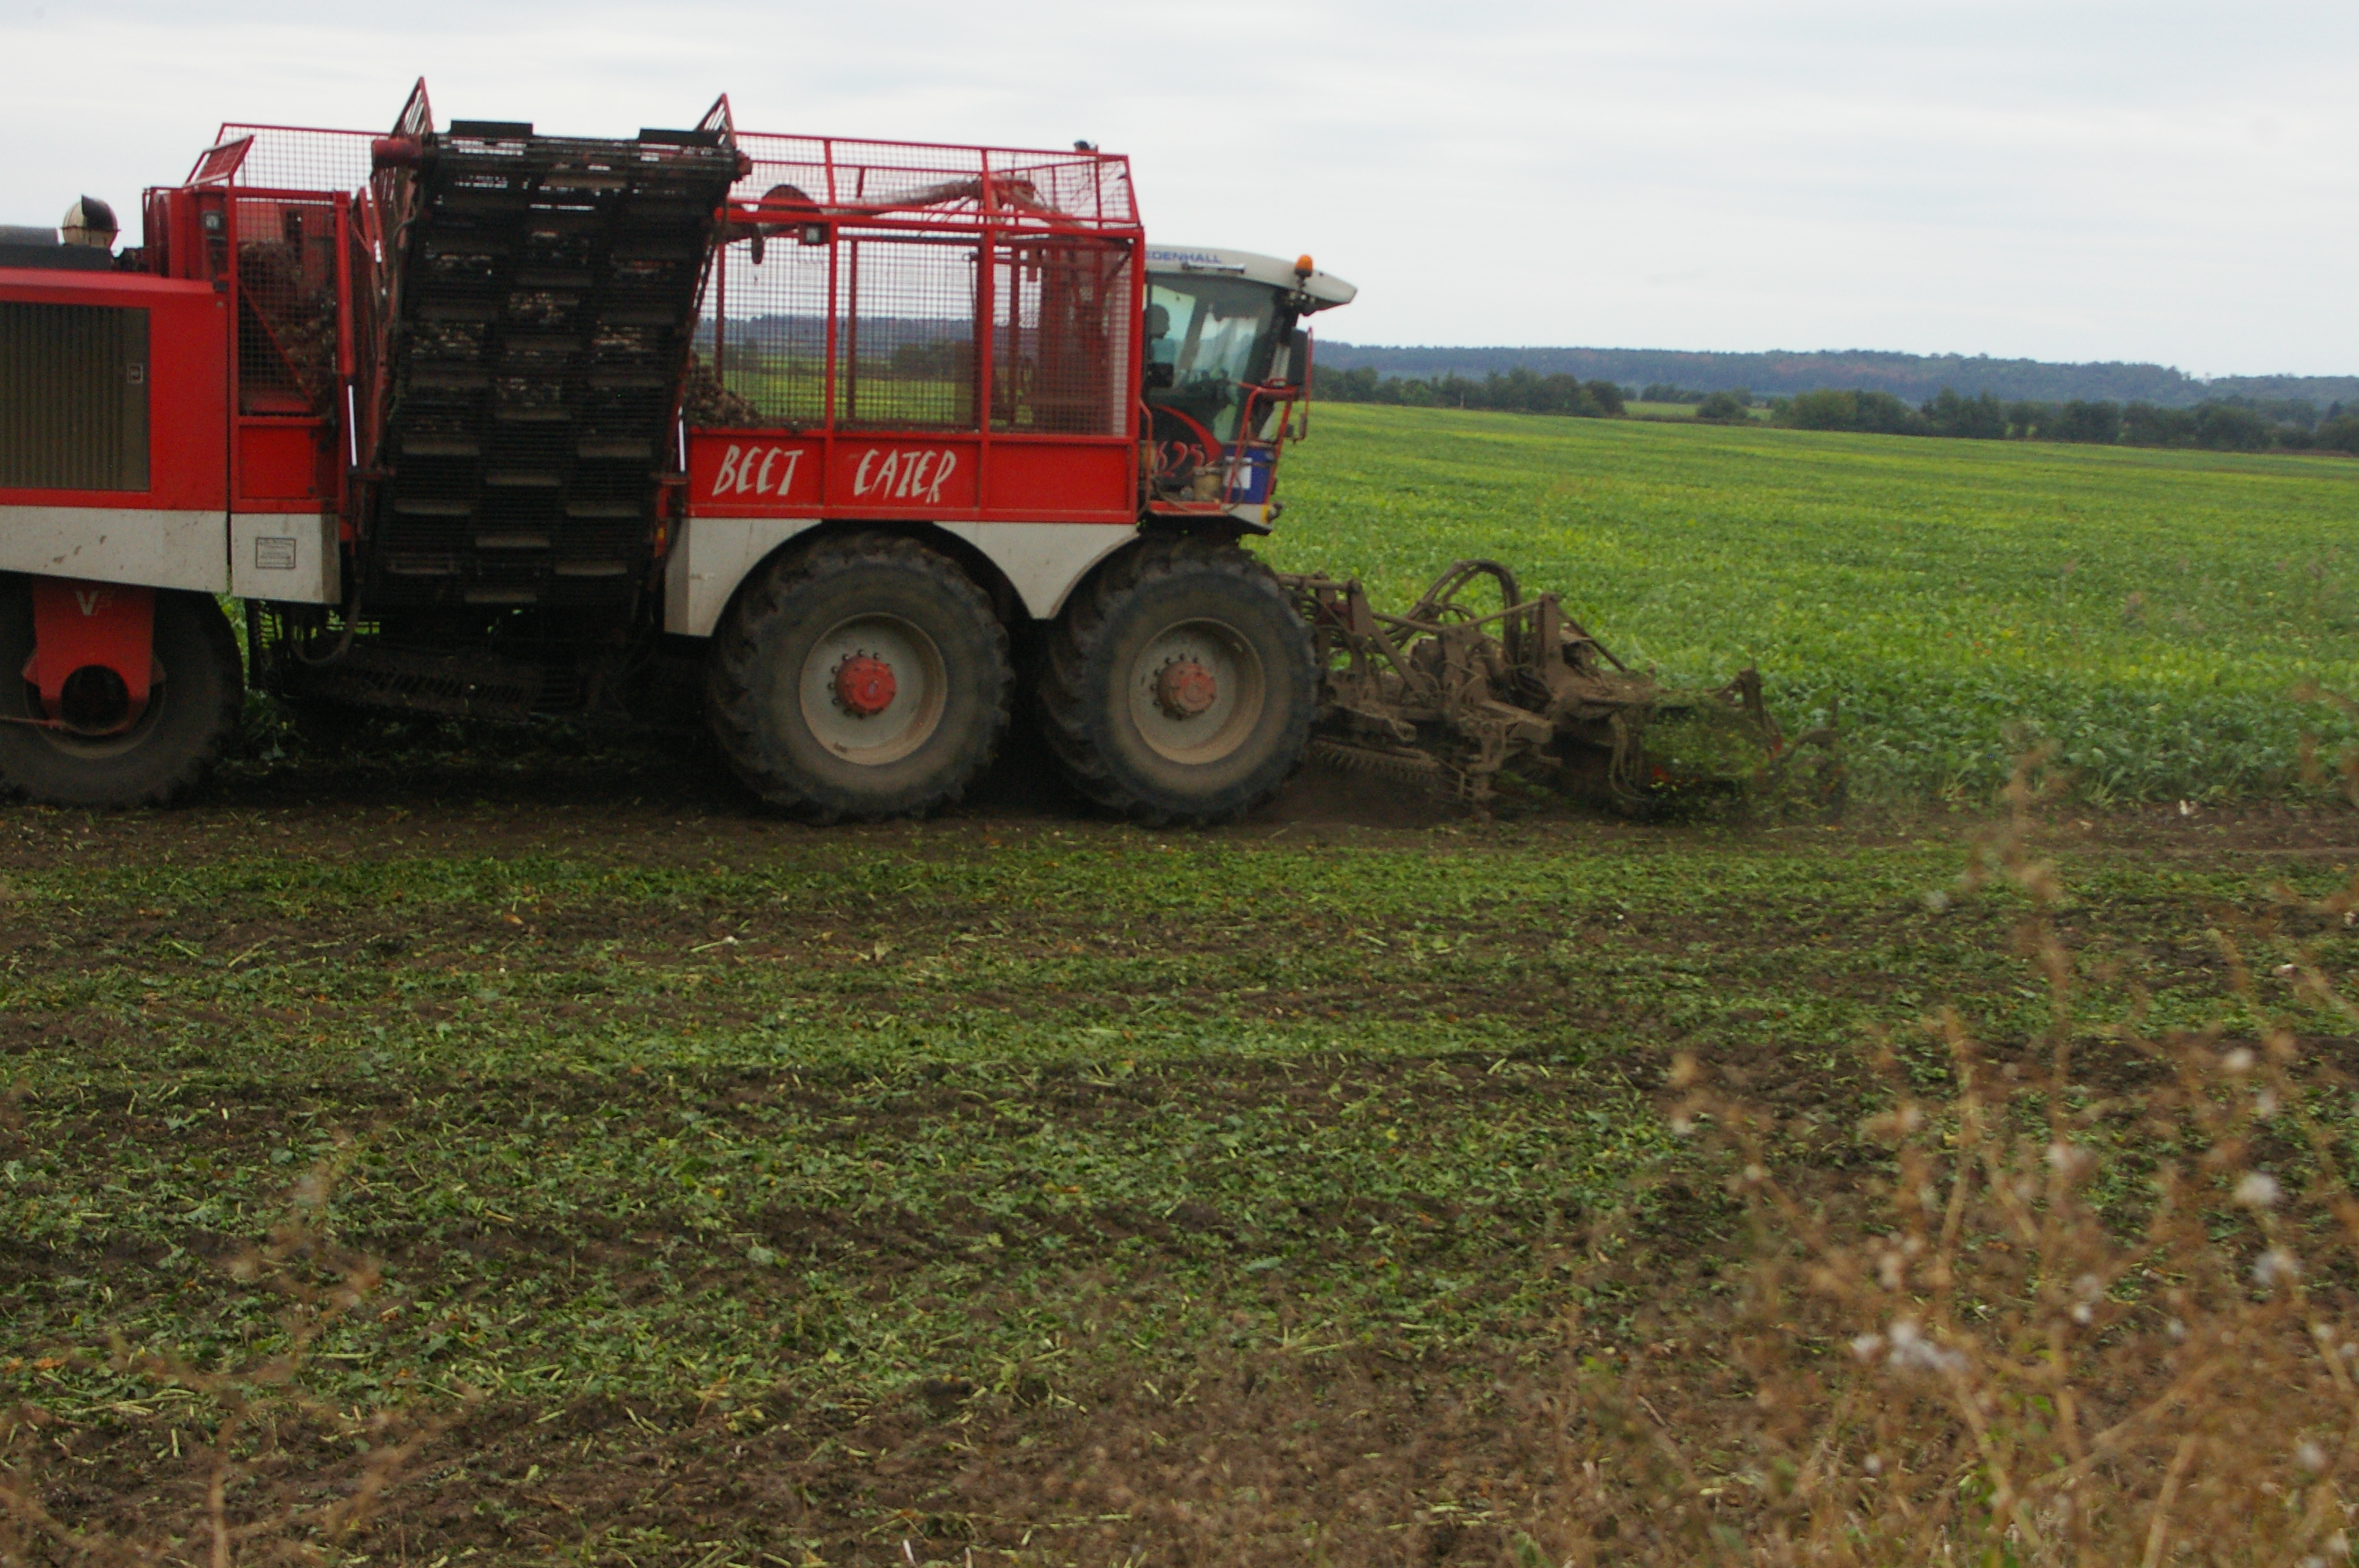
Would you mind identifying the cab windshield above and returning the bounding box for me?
[1143,274,1281,444]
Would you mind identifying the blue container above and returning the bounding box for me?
[1225,444,1276,505]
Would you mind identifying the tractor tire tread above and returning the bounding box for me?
[0,580,242,809]
[1035,535,1314,826]
[705,533,1009,822]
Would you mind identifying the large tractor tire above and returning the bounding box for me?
[705,533,1010,822]
[1038,536,1316,825]
[0,580,243,808]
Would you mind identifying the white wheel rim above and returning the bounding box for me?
[795,614,947,765]
[1128,617,1265,764]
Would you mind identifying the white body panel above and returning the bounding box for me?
[936,521,1136,619]
[1142,245,1357,310]
[664,517,1138,637]
[665,516,820,637]
[0,506,346,604]
[0,506,228,593]
[231,515,340,604]
[5,506,1133,626]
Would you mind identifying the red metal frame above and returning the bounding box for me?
[689,132,1147,527]
[220,184,352,514]
[197,122,383,524]
[0,268,229,513]
[26,579,155,724]
[0,124,375,522]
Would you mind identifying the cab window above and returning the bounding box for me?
[1144,275,1278,444]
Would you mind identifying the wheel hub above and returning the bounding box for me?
[1129,619,1266,766]
[832,654,897,717]
[1154,659,1218,720]
[799,614,947,765]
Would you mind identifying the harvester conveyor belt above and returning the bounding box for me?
[365,122,740,609]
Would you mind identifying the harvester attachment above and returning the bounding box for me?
[1278,561,1837,815]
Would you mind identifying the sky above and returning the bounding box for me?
[2,0,2353,376]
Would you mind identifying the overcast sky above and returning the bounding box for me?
[2,0,2351,376]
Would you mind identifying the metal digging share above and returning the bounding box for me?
[1280,560,1841,815]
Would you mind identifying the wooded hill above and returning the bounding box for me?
[1310,343,2359,411]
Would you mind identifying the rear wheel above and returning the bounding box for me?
[705,534,1010,821]
[0,580,242,808]
[1037,537,1316,824]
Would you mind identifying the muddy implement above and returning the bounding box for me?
[1279,560,1836,814]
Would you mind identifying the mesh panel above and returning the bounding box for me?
[697,240,829,426]
[834,236,977,430]
[707,135,1139,435]
[733,136,1135,231]
[234,196,342,415]
[190,139,250,186]
[214,125,378,199]
[993,239,1131,436]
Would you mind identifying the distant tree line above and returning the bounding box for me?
[1314,342,2359,411]
[1314,364,1625,417]
[1774,387,2359,453]
[1310,365,2359,455]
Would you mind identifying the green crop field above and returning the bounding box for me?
[8,789,2359,1560]
[1267,405,2359,804]
[11,410,2359,1562]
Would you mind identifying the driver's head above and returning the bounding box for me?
[1143,302,1169,341]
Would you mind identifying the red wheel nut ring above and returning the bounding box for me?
[834,654,896,717]
[1156,659,1217,719]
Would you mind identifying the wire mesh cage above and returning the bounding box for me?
[834,236,979,430]
[732,135,1136,232]
[693,239,829,428]
[232,195,343,416]
[208,126,378,201]
[993,239,1132,437]
[703,135,1142,438]
[159,111,1144,534]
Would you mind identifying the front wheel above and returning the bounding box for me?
[0,580,242,808]
[705,534,1010,821]
[1037,537,1316,825]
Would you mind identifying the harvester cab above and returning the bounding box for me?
[1139,245,1355,524]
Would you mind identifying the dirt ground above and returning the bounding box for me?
[5,713,2346,866]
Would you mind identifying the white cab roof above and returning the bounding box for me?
[1143,245,1358,312]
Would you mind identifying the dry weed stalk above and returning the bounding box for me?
[1536,753,2359,1566]
[0,1160,445,1566]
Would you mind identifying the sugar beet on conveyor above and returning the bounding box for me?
[367,122,738,608]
